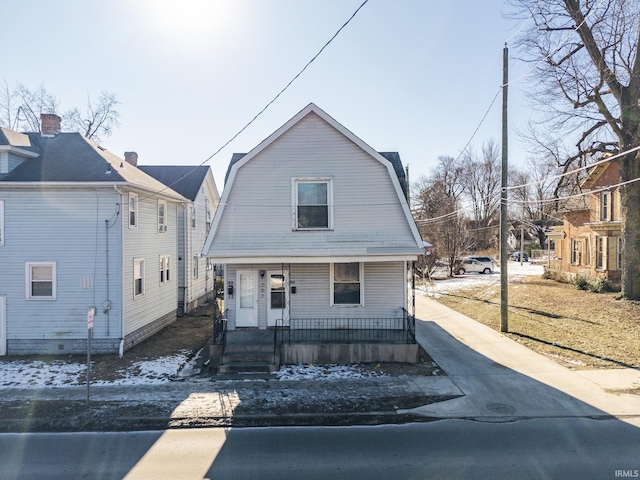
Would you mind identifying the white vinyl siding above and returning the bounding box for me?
[129,193,138,228]
[25,262,56,300]
[0,199,4,246]
[208,112,419,259]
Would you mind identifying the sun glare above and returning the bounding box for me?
[129,0,239,52]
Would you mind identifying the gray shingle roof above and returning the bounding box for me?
[0,132,185,200]
[138,166,209,201]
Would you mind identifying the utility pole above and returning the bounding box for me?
[500,43,509,333]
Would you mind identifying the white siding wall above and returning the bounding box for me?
[225,261,406,327]
[0,188,122,340]
[122,191,179,337]
[211,112,416,256]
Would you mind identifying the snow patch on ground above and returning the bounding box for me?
[275,364,386,381]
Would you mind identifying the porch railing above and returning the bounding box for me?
[212,309,228,364]
[276,316,416,345]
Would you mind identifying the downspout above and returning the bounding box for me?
[114,185,125,356]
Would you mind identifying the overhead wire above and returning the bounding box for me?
[138,0,369,201]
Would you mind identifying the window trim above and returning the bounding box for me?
[193,254,199,279]
[191,205,196,229]
[128,193,138,228]
[158,200,167,233]
[330,262,364,307]
[596,236,605,270]
[160,255,171,285]
[571,239,579,265]
[292,177,334,231]
[25,261,57,300]
[0,199,4,247]
[600,192,610,221]
[134,258,145,298]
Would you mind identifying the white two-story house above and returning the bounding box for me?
[202,103,424,364]
[0,114,187,355]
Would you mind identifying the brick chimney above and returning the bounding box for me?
[124,151,138,166]
[40,113,61,136]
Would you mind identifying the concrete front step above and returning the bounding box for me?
[217,361,279,374]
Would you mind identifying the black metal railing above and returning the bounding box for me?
[277,317,416,345]
[213,309,228,364]
[402,308,416,344]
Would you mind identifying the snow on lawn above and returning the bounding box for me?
[275,364,385,381]
[421,261,545,298]
[0,350,194,389]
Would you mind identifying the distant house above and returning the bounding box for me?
[139,165,220,314]
[547,159,622,288]
[0,114,187,355]
[202,103,424,364]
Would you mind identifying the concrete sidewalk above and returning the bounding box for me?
[403,295,640,425]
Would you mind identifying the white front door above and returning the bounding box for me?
[236,271,258,327]
[267,271,289,327]
[0,295,6,356]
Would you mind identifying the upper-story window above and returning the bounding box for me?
[599,191,612,221]
[129,193,138,228]
[134,258,145,297]
[158,200,167,233]
[25,261,56,300]
[293,177,333,230]
[191,206,196,229]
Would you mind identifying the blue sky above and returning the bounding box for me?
[2,0,531,189]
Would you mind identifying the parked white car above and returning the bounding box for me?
[455,258,494,275]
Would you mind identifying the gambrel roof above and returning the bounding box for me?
[202,103,423,263]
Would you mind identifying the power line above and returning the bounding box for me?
[141,0,369,200]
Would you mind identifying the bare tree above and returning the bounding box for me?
[508,0,640,299]
[64,91,120,142]
[0,81,119,142]
[462,139,501,250]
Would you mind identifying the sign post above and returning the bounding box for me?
[86,306,95,407]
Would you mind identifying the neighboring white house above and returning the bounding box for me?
[202,103,424,336]
[0,114,187,355]
[139,165,220,314]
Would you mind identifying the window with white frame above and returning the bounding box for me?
[0,200,4,246]
[193,255,199,279]
[134,258,145,297]
[600,192,610,221]
[129,193,138,228]
[596,236,605,270]
[571,239,579,265]
[25,262,56,300]
[158,200,167,233]
[293,178,332,230]
[331,262,363,306]
[206,207,212,233]
[191,206,196,229]
[617,237,623,270]
[160,255,171,284]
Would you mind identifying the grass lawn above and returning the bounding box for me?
[433,276,640,369]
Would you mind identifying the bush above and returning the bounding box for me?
[587,277,611,293]
[574,276,589,290]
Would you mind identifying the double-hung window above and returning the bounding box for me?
[293,178,333,230]
[596,237,605,270]
[331,262,363,306]
[617,237,623,270]
[193,255,199,279]
[134,258,145,297]
[600,192,610,221]
[25,262,56,300]
[160,255,170,284]
[571,239,579,265]
[191,206,196,229]
[158,200,167,233]
[129,193,138,228]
